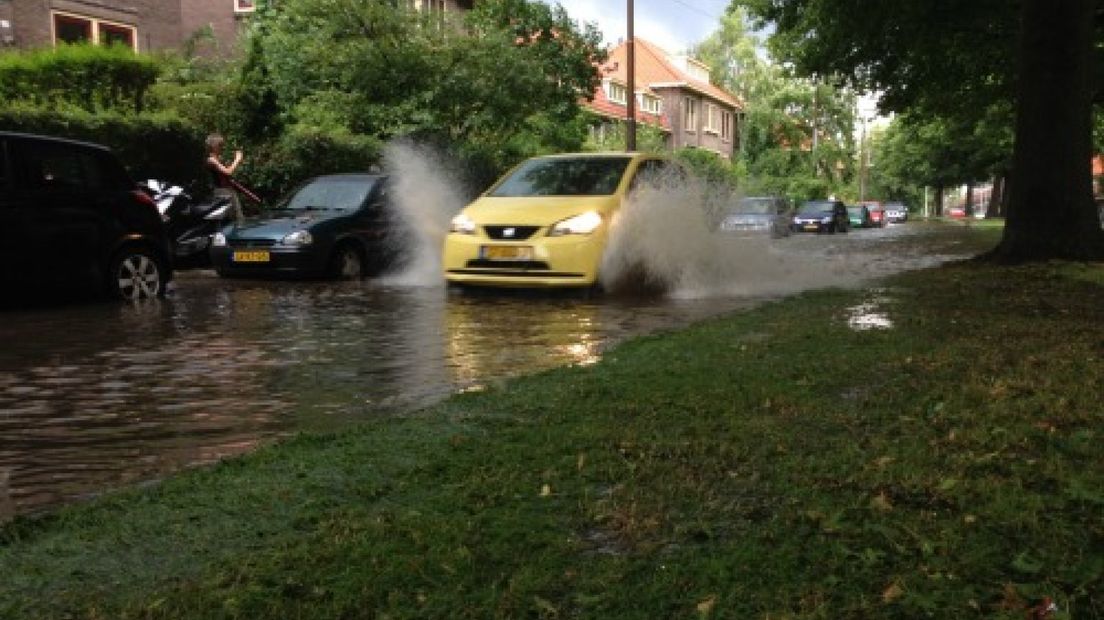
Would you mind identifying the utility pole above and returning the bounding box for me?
[626,0,637,151]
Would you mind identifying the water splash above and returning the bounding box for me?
[380,141,469,286]
[600,175,868,299]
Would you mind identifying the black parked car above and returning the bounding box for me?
[210,174,404,279]
[792,199,850,233]
[0,132,172,301]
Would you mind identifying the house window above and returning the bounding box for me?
[684,97,698,131]
[100,23,135,48]
[52,12,137,50]
[721,111,732,142]
[704,103,720,133]
[53,14,92,45]
[641,94,662,115]
[606,81,627,105]
[234,0,256,14]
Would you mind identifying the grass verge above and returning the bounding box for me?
[2,260,1102,619]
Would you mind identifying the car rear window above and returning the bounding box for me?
[15,140,131,192]
[489,157,632,197]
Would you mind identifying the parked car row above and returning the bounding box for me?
[6,131,918,302]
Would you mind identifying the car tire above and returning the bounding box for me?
[108,247,166,300]
[328,243,365,280]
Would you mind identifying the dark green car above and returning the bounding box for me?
[847,205,873,228]
[210,174,404,279]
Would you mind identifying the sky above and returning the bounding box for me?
[536,0,731,53]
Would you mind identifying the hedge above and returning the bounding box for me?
[0,106,205,185]
[0,44,160,114]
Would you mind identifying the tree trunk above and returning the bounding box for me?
[985,174,1004,219]
[990,0,1104,261]
[1001,169,1012,216]
[964,181,975,217]
[934,183,945,217]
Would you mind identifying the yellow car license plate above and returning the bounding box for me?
[803,224,818,231]
[482,245,533,260]
[233,250,270,263]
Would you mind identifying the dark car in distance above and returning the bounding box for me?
[847,205,873,228]
[210,174,404,279]
[0,131,173,302]
[792,200,850,233]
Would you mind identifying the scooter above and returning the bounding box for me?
[144,180,233,269]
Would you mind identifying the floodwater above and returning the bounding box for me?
[0,222,994,519]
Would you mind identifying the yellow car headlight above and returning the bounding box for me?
[449,212,477,235]
[549,211,602,236]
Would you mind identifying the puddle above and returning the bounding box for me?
[847,292,895,331]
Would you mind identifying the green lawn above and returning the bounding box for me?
[2,258,1101,619]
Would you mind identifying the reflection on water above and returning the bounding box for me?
[0,223,991,519]
[0,276,759,519]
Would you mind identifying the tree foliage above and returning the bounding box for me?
[694,8,856,200]
[736,0,1104,260]
[243,0,604,171]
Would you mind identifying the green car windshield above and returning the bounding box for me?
[283,178,377,210]
[489,157,632,197]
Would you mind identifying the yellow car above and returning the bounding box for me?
[443,152,673,288]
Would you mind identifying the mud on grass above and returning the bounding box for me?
[2,262,1102,618]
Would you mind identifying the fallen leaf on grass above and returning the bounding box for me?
[540,484,552,497]
[696,595,716,615]
[882,582,904,603]
[870,492,893,512]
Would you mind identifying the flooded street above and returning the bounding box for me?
[0,222,994,519]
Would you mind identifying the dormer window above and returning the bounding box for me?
[234,0,256,13]
[640,93,662,115]
[606,81,628,105]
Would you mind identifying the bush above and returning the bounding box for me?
[674,147,739,188]
[0,105,205,184]
[0,44,160,113]
[241,126,384,200]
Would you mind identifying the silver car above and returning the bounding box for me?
[885,202,909,223]
[719,196,793,238]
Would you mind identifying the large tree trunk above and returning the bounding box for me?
[990,0,1104,261]
[985,174,1004,219]
[934,183,945,217]
[964,181,975,218]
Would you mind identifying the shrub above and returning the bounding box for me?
[674,147,739,188]
[0,44,160,113]
[241,126,384,200]
[0,105,205,184]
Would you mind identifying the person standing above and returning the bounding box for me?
[205,133,245,222]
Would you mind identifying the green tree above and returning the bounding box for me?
[244,0,604,171]
[736,0,1104,261]
[694,8,857,201]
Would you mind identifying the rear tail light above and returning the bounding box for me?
[132,189,157,210]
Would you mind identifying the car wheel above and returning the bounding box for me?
[109,247,166,300]
[329,243,365,280]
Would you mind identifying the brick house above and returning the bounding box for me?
[585,38,742,159]
[0,0,473,56]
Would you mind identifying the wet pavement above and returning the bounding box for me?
[0,222,995,519]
